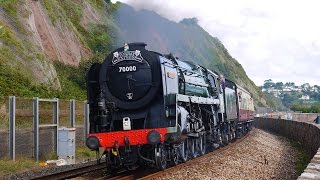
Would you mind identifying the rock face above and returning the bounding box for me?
[0,0,106,90]
[26,0,91,66]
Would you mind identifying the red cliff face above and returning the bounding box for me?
[27,0,91,66]
[0,0,109,90]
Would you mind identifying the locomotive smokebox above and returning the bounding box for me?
[99,42,161,110]
[147,130,161,145]
[86,136,100,150]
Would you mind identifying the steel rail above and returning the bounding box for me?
[31,163,106,180]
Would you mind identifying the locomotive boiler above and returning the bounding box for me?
[86,43,254,171]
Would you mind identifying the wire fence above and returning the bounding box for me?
[0,96,89,161]
[0,96,9,158]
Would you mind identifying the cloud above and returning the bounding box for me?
[112,0,320,86]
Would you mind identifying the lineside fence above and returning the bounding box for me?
[0,96,89,161]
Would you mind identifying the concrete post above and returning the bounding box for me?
[70,99,75,128]
[9,96,16,161]
[53,98,59,155]
[33,97,39,162]
[84,101,89,140]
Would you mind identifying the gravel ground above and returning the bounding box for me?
[153,128,299,180]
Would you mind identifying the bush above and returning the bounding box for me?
[291,104,320,113]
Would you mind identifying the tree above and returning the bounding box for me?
[263,79,274,89]
[289,82,295,87]
[302,83,311,91]
[274,82,283,90]
[282,93,296,107]
[310,105,320,113]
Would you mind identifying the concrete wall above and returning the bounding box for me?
[254,118,320,179]
[265,112,319,123]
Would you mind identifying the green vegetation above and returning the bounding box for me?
[0,147,97,176]
[54,62,86,100]
[0,157,39,176]
[76,145,97,160]
[0,0,27,34]
[0,62,54,98]
[88,0,105,10]
[289,140,310,175]
[87,24,112,53]
[42,0,58,25]
[263,92,287,111]
[291,104,320,113]
[0,22,24,52]
[0,0,19,19]
[261,79,320,109]
[0,0,118,100]
[0,59,90,100]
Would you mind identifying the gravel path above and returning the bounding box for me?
[152,128,299,180]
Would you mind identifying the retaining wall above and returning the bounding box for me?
[265,112,319,123]
[254,118,320,179]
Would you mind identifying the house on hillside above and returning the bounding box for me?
[299,95,310,100]
[294,86,302,92]
[311,86,319,92]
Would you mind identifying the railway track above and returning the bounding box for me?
[31,162,106,180]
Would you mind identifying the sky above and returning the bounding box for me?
[111,0,320,86]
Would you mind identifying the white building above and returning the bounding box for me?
[299,95,310,100]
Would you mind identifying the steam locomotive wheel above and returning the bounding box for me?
[171,146,179,166]
[188,138,197,159]
[217,129,223,147]
[198,133,206,156]
[223,131,229,145]
[155,144,167,170]
[178,140,188,163]
[231,126,236,142]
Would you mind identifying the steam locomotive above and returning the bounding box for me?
[86,43,254,171]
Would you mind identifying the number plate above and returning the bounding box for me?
[119,66,137,72]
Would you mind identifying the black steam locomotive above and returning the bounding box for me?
[86,43,254,171]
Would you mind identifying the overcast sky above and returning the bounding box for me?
[112,0,320,86]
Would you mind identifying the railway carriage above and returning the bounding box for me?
[85,43,253,171]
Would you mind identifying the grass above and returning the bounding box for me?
[0,157,39,176]
[0,58,87,100]
[42,0,58,25]
[0,0,19,18]
[0,145,99,176]
[53,62,86,100]
[0,22,24,53]
[88,0,105,10]
[76,145,97,160]
[0,62,53,98]
[289,140,310,175]
[0,0,27,35]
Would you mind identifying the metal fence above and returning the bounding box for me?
[0,96,89,161]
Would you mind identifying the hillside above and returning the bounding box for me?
[0,0,118,99]
[114,4,268,107]
[0,1,269,107]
